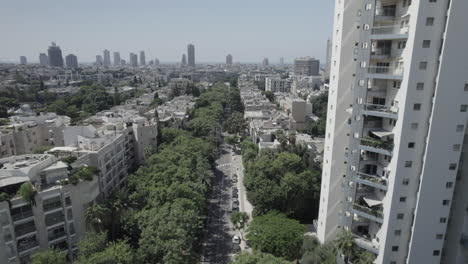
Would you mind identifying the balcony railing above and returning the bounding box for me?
[368,66,404,76]
[17,237,38,252]
[353,203,384,220]
[14,224,36,237]
[371,25,409,36]
[360,137,394,151]
[356,172,388,191]
[48,231,67,241]
[11,210,33,222]
[375,6,396,19]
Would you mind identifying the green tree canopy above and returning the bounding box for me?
[30,249,67,264]
[231,251,293,264]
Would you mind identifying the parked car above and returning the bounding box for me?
[232,198,239,205]
[232,178,238,183]
[232,192,238,198]
[232,235,240,244]
[232,204,239,212]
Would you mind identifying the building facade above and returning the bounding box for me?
[317,0,468,264]
[65,54,78,69]
[19,57,27,65]
[39,54,48,66]
[103,50,110,67]
[265,77,291,93]
[294,57,319,76]
[187,44,195,67]
[47,43,63,68]
[113,52,120,66]
[226,54,233,65]
[129,53,138,67]
[139,51,146,66]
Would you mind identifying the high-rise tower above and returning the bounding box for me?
[139,51,146,66]
[47,42,64,67]
[113,52,121,66]
[103,50,111,67]
[187,44,195,67]
[317,0,468,263]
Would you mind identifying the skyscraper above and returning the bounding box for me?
[226,54,233,65]
[47,42,64,67]
[325,39,332,79]
[154,58,160,66]
[113,52,121,66]
[262,58,269,67]
[279,57,285,66]
[140,51,146,66]
[19,56,27,65]
[39,53,49,66]
[318,1,468,264]
[129,53,138,67]
[96,55,103,66]
[65,54,78,69]
[103,50,111,67]
[181,54,187,66]
[293,57,320,76]
[187,44,195,67]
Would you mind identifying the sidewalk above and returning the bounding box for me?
[231,154,253,218]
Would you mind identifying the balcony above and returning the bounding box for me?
[14,221,36,237]
[368,65,404,80]
[17,235,38,253]
[356,172,388,191]
[355,236,380,254]
[374,6,396,21]
[370,47,392,60]
[359,137,393,156]
[11,208,33,222]
[362,104,398,119]
[353,203,384,224]
[371,24,409,40]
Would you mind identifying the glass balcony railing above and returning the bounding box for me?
[375,6,396,19]
[371,24,409,36]
[353,203,384,220]
[11,210,33,222]
[360,137,394,152]
[368,66,404,76]
[357,172,387,186]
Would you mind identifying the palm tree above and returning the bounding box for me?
[355,250,376,264]
[335,230,356,263]
[85,203,110,232]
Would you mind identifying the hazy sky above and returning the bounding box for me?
[0,0,334,63]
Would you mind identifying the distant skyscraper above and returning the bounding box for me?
[187,44,195,67]
[113,52,121,66]
[103,50,111,67]
[47,42,64,67]
[325,39,332,79]
[39,53,49,66]
[226,54,233,65]
[262,58,269,67]
[294,57,320,76]
[280,57,285,66]
[129,53,138,67]
[19,56,27,65]
[140,51,146,66]
[181,54,187,66]
[120,59,126,65]
[96,55,103,66]
[65,54,78,69]
[154,58,160,66]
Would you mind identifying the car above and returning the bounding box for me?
[232,192,238,198]
[233,187,238,193]
[232,178,238,183]
[232,235,240,244]
[232,198,239,205]
[232,205,239,212]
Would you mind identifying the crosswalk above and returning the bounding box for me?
[216,163,231,168]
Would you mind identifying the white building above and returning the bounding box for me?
[318,0,468,263]
[265,77,292,93]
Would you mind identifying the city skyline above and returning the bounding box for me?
[0,0,334,63]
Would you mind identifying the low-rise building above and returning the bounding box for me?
[265,78,292,93]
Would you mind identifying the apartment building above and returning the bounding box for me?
[0,154,100,264]
[317,0,468,263]
[265,77,292,93]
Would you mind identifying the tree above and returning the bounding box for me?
[301,236,337,264]
[77,232,108,260]
[85,203,110,232]
[274,130,288,149]
[230,212,249,240]
[224,111,247,134]
[231,251,292,264]
[335,230,356,263]
[17,182,36,205]
[263,91,274,102]
[77,240,137,264]
[31,249,67,264]
[246,211,305,260]
[355,250,375,264]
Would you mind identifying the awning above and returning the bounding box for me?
[364,197,383,207]
[370,130,393,138]
[0,176,28,188]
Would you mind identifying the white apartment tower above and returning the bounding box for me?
[317,0,468,263]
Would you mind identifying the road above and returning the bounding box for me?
[201,143,237,264]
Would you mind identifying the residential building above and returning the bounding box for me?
[65,54,78,69]
[113,52,120,66]
[95,55,103,66]
[154,58,160,66]
[279,57,284,66]
[19,57,27,65]
[129,53,138,67]
[39,54,48,66]
[187,44,195,67]
[265,77,291,93]
[262,58,269,67]
[317,1,468,264]
[47,42,64,68]
[294,57,320,76]
[103,50,111,67]
[226,54,233,65]
[139,51,146,66]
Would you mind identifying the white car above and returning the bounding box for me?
[232,235,240,244]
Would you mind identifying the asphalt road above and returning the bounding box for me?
[201,143,238,264]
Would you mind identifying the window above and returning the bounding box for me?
[392,246,399,252]
[429,0,437,2]
[449,163,457,170]
[394,230,402,236]
[411,123,419,130]
[446,182,454,188]
[397,213,404,219]
[400,197,407,202]
[414,104,421,111]
[422,40,431,48]
[426,17,435,26]
[442,200,450,206]
[436,234,443,239]
[416,83,424,90]
[453,144,461,151]
[419,62,428,70]
[456,125,464,132]
[408,142,415,148]
[405,161,413,168]
[433,250,440,256]
[403,179,410,185]
[440,217,447,223]
[461,105,468,112]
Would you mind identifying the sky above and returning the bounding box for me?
[0,0,334,64]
